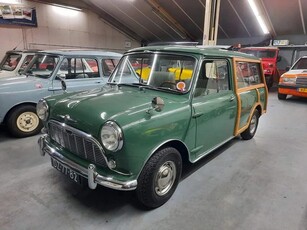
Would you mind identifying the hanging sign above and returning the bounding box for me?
[0,4,37,27]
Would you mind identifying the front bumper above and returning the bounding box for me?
[278,84,307,98]
[38,134,137,191]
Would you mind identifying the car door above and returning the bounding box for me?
[50,57,105,94]
[191,59,237,160]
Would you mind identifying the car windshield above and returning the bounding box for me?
[0,53,22,71]
[292,58,307,70]
[24,54,59,78]
[241,50,276,59]
[109,53,196,93]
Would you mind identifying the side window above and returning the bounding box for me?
[194,59,229,97]
[236,61,262,88]
[102,59,119,76]
[58,58,99,79]
[20,55,34,69]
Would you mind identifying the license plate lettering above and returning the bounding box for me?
[298,88,307,93]
[51,158,81,184]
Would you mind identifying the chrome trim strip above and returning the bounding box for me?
[38,135,137,191]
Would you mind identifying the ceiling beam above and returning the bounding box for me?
[80,0,144,42]
[145,0,196,40]
[259,0,276,37]
[227,0,251,37]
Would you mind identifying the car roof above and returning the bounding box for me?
[6,49,41,54]
[126,45,259,60]
[240,46,279,50]
[38,49,122,57]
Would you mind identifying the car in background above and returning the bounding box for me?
[0,49,39,78]
[239,46,280,89]
[0,49,121,137]
[38,45,267,209]
[278,56,307,100]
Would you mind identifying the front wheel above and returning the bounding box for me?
[278,93,287,100]
[6,105,43,138]
[241,110,259,140]
[136,147,182,209]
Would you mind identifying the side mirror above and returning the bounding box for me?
[151,97,164,112]
[147,96,164,114]
[277,56,282,62]
[285,66,290,71]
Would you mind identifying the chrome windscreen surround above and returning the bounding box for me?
[47,120,109,168]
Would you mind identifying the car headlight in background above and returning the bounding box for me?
[37,99,49,121]
[100,121,123,152]
[280,77,296,84]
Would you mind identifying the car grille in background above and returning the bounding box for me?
[48,121,107,168]
[296,77,307,86]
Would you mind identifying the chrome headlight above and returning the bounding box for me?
[36,99,49,121]
[281,77,296,84]
[100,121,123,152]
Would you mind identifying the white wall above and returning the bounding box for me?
[0,0,140,58]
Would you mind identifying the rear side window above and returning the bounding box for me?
[236,61,262,88]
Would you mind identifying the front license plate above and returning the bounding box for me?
[51,158,82,184]
[298,88,307,93]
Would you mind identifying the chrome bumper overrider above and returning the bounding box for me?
[38,135,137,191]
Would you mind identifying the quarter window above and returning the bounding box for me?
[236,61,262,88]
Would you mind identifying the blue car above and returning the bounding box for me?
[0,49,121,137]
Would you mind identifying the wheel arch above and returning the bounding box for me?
[4,102,37,124]
[149,139,190,165]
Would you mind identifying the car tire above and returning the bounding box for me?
[241,109,259,140]
[278,93,287,100]
[7,105,43,138]
[136,147,182,209]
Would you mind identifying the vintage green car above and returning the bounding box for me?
[38,45,268,209]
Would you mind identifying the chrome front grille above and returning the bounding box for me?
[296,77,307,86]
[48,121,107,168]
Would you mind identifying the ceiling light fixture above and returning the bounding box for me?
[248,0,269,34]
[50,3,82,12]
[0,0,22,4]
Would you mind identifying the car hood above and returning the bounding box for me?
[0,75,49,93]
[284,69,307,76]
[50,85,188,136]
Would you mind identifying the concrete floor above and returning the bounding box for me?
[0,89,307,230]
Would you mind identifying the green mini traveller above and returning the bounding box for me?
[38,45,268,209]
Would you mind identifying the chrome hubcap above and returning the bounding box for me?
[155,161,176,196]
[16,112,39,132]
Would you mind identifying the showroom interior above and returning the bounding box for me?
[0,0,307,229]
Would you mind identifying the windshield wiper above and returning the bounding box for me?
[157,87,183,94]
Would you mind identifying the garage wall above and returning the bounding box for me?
[0,1,140,58]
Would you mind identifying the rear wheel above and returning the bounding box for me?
[7,105,43,138]
[136,147,182,209]
[241,110,259,140]
[278,93,287,100]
